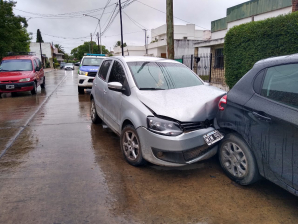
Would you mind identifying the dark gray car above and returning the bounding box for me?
[215,54,298,195]
[90,56,226,167]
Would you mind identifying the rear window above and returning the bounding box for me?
[0,59,33,72]
[128,62,203,90]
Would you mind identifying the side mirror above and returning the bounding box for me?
[108,82,124,92]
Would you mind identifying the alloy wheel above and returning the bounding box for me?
[221,142,248,178]
[122,131,139,161]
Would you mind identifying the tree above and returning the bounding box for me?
[54,44,64,54]
[71,41,109,61]
[114,41,127,48]
[36,29,44,43]
[0,0,31,59]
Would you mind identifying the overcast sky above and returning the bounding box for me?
[14,0,249,54]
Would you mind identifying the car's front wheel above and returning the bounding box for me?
[121,125,146,166]
[91,98,101,124]
[78,87,84,94]
[31,82,37,95]
[218,133,260,185]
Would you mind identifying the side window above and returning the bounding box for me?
[261,64,298,108]
[33,60,38,70]
[108,61,126,84]
[98,60,112,81]
[37,59,42,68]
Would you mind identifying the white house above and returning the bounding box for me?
[113,24,211,58]
[30,42,54,68]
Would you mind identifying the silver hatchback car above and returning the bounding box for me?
[90,56,226,167]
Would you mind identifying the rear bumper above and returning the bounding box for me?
[136,126,219,167]
[0,82,34,93]
[78,75,94,88]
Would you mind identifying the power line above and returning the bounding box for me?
[135,0,208,30]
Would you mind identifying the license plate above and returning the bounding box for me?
[6,85,15,90]
[203,130,224,146]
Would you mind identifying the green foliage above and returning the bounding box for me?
[0,0,31,59]
[54,63,60,69]
[36,29,44,43]
[54,44,64,54]
[71,41,109,61]
[199,75,209,81]
[224,12,298,88]
[114,40,127,47]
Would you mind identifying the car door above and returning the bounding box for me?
[245,63,298,191]
[93,60,112,119]
[104,60,130,134]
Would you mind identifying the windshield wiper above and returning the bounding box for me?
[139,88,165,90]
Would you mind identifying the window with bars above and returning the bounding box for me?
[215,48,224,69]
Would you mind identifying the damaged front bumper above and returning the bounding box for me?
[137,126,220,167]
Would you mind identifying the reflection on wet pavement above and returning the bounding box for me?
[0,69,297,223]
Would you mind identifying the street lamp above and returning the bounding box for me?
[83,14,102,54]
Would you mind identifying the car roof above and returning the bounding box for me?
[110,56,180,64]
[2,55,37,60]
[82,56,106,59]
[255,53,298,66]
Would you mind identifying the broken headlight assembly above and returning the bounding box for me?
[147,116,183,136]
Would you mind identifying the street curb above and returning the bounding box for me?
[0,72,68,159]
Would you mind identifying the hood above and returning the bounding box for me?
[137,85,226,122]
[0,71,33,80]
[80,66,99,72]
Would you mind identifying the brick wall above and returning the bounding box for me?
[293,0,298,12]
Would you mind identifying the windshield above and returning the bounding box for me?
[128,62,203,90]
[0,59,33,72]
[82,58,103,66]
[66,63,73,66]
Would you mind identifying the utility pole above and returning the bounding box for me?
[166,0,174,59]
[118,0,124,56]
[39,41,43,67]
[90,33,93,54]
[143,29,147,55]
[97,32,100,54]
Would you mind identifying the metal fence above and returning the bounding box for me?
[175,53,226,87]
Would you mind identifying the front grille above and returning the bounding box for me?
[183,145,210,161]
[180,119,212,132]
[88,72,97,77]
[1,80,18,83]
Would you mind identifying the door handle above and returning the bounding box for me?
[252,112,271,122]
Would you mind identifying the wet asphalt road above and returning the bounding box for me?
[0,69,298,224]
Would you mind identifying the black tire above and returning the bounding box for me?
[120,125,147,166]
[31,82,37,95]
[40,77,45,89]
[218,133,260,185]
[78,86,85,94]
[90,98,101,124]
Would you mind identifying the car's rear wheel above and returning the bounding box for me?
[91,98,101,124]
[78,86,84,94]
[40,77,45,89]
[121,125,146,166]
[218,133,260,185]
[31,82,37,95]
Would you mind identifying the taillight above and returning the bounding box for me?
[218,95,227,111]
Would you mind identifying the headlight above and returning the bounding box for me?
[19,78,30,82]
[147,116,183,136]
[80,70,88,76]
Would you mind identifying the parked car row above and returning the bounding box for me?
[88,55,298,196]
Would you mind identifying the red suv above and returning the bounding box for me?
[0,55,45,95]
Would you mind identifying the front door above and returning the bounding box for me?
[245,63,298,192]
[104,60,130,134]
[93,60,112,119]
